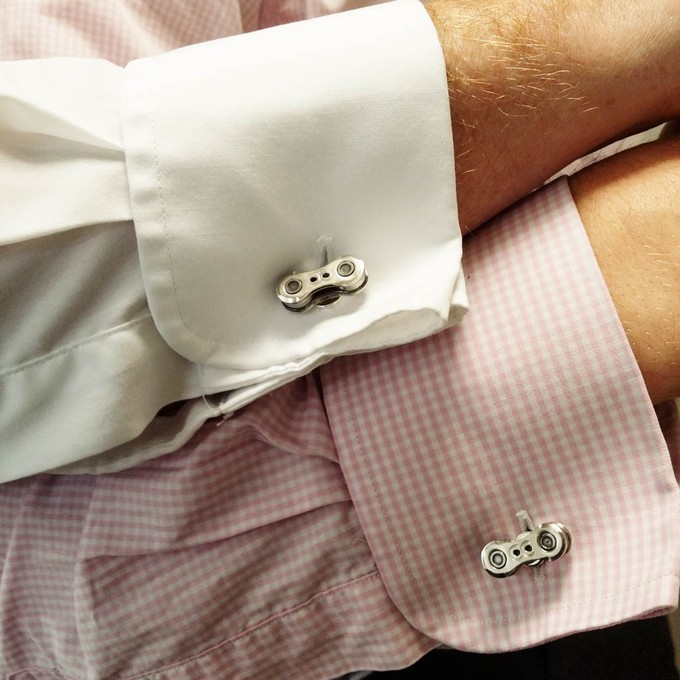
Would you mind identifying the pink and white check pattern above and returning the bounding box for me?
[1,2,679,679]
[0,0,333,65]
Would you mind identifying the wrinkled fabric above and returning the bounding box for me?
[0,0,466,482]
[1,2,678,678]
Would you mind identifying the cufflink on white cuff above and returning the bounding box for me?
[276,256,368,312]
[481,511,572,578]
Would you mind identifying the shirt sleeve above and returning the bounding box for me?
[0,0,466,482]
[322,177,680,653]
[121,0,466,373]
[1,177,678,679]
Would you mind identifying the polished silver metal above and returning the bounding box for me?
[277,256,368,312]
[515,509,541,567]
[284,278,303,295]
[481,520,572,578]
[337,261,355,277]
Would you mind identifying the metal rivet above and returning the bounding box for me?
[538,531,557,551]
[489,550,506,568]
[337,261,355,277]
[285,278,302,294]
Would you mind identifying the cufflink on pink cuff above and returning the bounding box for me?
[481,511,572,578]
[276,256,368,312]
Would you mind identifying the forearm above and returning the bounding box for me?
[569,135,680,404]
[426,0,680,232]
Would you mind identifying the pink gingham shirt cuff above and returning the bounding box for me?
[322,177,680,653]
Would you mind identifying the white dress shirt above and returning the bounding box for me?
[0,0,466,481]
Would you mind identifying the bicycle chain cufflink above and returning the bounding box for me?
[276,256,368,312]
[481,511,571,578]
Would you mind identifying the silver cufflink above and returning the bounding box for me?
[276,256,368,312]
[481,510,571,578]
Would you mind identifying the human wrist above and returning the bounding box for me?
[569,137,680,405]
[425,0,676,232]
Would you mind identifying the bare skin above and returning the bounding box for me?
[570,135,680,404]
[424,0,680,403]
[425,0,680,232]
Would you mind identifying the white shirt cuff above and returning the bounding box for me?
[121,0,466,386]
[0,0,466,481]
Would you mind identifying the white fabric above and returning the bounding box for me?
[124,1,465,370]
[0,0,466,482]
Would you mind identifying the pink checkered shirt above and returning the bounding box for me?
[2,2,679,678]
